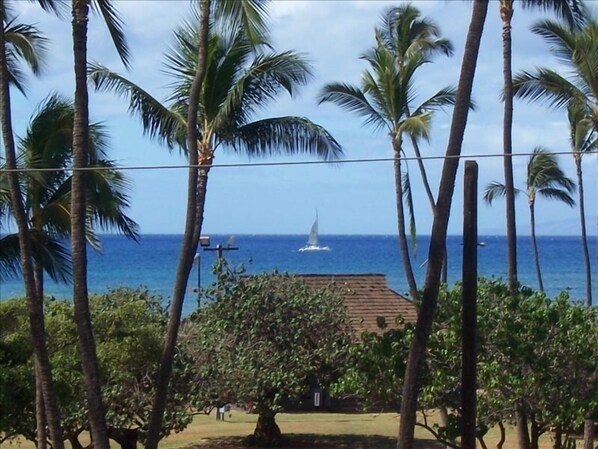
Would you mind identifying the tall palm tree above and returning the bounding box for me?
[498,0,584,304]
[0,4,66,449]
[484,148,575,291]
[374,4,455,283]
[513,16,597,307]
[397,1,489,448]
[67,1,130,448]
[499,0,585,324]
[88,4,341,446]
[318,4,456,301]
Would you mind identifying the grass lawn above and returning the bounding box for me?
[7,411,564,449]
[159,411,558,449]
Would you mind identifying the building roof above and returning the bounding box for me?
[294,274,417,336]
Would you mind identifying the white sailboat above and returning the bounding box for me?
[298,210,330,252]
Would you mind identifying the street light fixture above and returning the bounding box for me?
[194,235,212,308]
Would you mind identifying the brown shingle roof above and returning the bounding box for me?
[294,274,417,336]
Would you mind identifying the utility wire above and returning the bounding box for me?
[0,150,593,173]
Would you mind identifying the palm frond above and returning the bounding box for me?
[88,63,185,149]
[318,82,388,133]
[4,20,48,77]
[399,113,432,143]
[483,181,508,205]
[214,50,313,132]
[413,86,461,114]
[0,231,72,284]
[212,0,271,48]
[91,0,131,68]
[225,116,343,161]
[523,1,587,31]
[537,187,575,206]
[512,68,583,110]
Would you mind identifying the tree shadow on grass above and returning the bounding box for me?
[187,433,446,449]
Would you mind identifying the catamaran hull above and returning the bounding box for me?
[298,245,331,252]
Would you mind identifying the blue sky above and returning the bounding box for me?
[7,0,598,236]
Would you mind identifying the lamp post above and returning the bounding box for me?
[194,235,211,308]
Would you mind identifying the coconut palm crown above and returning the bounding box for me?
[317,4,457,300]
[484,148,575,291]
[513,16,598,305]
[89,15,342,166]
[0,94,139,283]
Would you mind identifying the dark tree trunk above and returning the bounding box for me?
[583,418,594,449]
[0,4,64,449]
[516,408,531,449]
[500,0,518,296]
[529,202,544,291]
[554,426,563,449]
[497,421,506,449]
[396,2,489,448]
[145,1,211,448]
[574,156,592,306]
[71,3,110,449]
[393,139,419,301]
[35,359,48,449]
[249,410,283,448]
[68,435,85,449]
[108,428,139,449]
[530,417,540,449]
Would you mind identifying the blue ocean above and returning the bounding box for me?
[1,234,596,315]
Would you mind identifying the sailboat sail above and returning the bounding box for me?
[299,210,330,252]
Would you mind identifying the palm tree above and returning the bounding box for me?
[397,1,489,448]
[0,94,139,292]
[0,5,66,449]
[318,4,456,301]
[89,4,341,446]
[499,0,584,305]
[513,16,597,307]
[484,148,575,291]
[374,4,455,283]
[68,2,130,448]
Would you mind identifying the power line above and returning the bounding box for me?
[0,150,593,173]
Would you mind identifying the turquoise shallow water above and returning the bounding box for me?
[1,234,596,315]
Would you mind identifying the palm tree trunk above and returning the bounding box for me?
[34,261,48,449]
[35,359,48,449]
[0,4,64,449]
[397,2,489,448]
[500,0,518,296]
[529,202,543,291]
[71,2,110,449]
[145,2,211,448]
[393,140,419,301]
[574,155,592,306]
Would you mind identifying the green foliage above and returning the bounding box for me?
[182,262,353,416]
[0,288,194,447]
[331,279,598,447]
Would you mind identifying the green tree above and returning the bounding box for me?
[0,289,195,449]
[0,5,66,449]
[397,2,489,449]
[484,148,574,291]
[88,4,340,446]
[182,264,352,447]
[318,4,455,302]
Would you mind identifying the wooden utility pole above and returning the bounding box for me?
[462,161,478,449]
